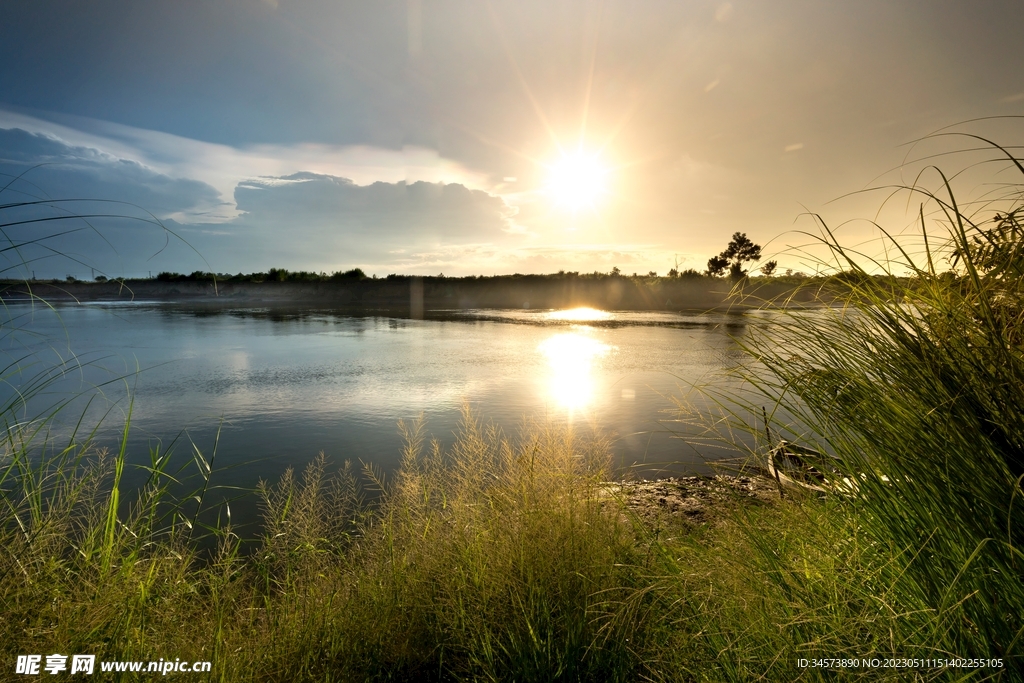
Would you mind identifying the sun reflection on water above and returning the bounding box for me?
[544,307,612,322]
[537,332,612,411]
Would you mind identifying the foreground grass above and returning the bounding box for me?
[2,415,652,681]
[2,411,1017,681]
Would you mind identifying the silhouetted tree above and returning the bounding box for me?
[706,233,763,278]
[760,260,777,276]
[721,232,762,278]
[706,254,729,277]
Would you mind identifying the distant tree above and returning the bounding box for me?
[330,268,366,281]
[94,275,108,282]
[668,268,679,277]
[706,254,729,277]
[611,266,621,276]
[721,232,762,278]
[760,260,777,277]
[648,271,657,277]
[266,267,289,282]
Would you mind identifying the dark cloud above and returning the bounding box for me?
[0,128,222,278]
[129,173,521,274]
[233,172,516,242]
[177,172,519,273]
[0,149,521,277]
[0,128,222,216]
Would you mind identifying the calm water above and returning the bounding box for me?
[1,302,763,532]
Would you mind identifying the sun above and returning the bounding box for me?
[544,150,610,212]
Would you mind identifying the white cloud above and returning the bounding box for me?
[0,127,221,220]
[0,109,493,222]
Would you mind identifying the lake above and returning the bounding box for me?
[0,302,763,533]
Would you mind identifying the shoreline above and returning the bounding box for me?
[606,473,781,527]
[0,276,824,313]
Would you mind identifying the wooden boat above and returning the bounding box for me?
[762,409,846,496]
[767,440,837,495]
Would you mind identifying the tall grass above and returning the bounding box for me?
[2,409,653,681]
[763,142,1023,654]
[641,132,1024,678]
[248,411,647,681]
[0,176,247,674]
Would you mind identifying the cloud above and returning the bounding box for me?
[0,116,526,277]
[0,110,766,278]
[0,110,493,222]
[784,142,804,152]
[122,172,523,274]
[233,172,516,240]
[0,127,223,220]
[166,177,684,277]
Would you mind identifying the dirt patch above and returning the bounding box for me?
[601,474,781,530]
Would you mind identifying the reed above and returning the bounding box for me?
[1,409,654,681]
[637,131,1024,678]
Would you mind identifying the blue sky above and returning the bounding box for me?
[2,0,1022,278]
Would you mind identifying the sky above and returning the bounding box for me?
[1,0,1023,278]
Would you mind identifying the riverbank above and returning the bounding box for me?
[0,273,824,312]
[605,473,780,527]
